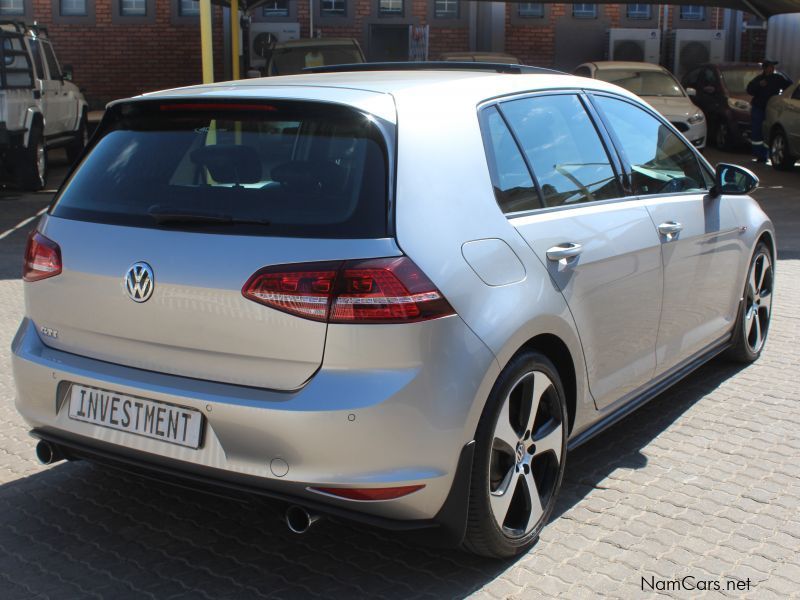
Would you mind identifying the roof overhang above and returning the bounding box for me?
[211,0,800,19]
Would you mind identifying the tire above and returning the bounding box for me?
[16,124,47,191]
[726,242,774,363]
[770,129,795,171]
[714,121,731,150]
[463,351,568,558]
[65,112,89,164]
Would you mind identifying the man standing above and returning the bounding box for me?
[747,60,792,163]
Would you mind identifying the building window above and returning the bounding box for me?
[321,0,344,16]
[379,0,402,15]
[572,3,596,19]
[60,0,87,15]
[434,0,457,19]
[518,3,544,18]
[262,0,288,16]
[178,0,199,16]
[0,0,24,15]
[680,5,705,20]
[627,4,651,19]
[120,0,146,16]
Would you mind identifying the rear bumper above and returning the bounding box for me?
[12,315,498,532]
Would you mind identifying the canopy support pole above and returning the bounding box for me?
[200,0,214,84]
[230,0,240,80]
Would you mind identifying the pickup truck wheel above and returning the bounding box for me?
[65,113,89,163]
[17,126,47,191]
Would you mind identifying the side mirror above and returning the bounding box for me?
[62,65,73,81]
[710,163,759,198]
[686,87,697,97]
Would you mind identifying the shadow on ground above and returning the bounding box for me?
[0,359,744,600]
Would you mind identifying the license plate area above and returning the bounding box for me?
[67,384,204,449]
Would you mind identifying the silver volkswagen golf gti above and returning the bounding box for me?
[13,65,774,558]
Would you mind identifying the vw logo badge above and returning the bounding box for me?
[125,262,154,303]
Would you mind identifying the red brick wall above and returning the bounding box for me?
[30,0,225,108]
[741,29,767,63]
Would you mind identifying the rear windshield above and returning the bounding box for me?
[51,100,390,238]
[0,34,34,89]
[271,45,363,75]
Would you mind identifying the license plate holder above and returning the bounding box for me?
[67,384,204,449]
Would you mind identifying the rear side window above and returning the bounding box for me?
[500,94,621,207]
[51,100,390,238]
[593,95,710,195]
[481,106,541,214]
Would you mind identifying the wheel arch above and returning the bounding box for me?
[757,229,777,264]
[23,108,44,148]
[504,333,579,436]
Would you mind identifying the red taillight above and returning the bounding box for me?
[242,257,454,324]
[23,231,62,282]
[311,485,425,501]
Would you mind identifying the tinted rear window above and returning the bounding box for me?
[51,100,390,238]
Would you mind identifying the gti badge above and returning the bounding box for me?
[125,262,154,303]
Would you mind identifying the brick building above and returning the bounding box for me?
[0,1,764,107]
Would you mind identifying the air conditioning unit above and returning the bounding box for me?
[249,22,300,67]
[608,29,661,64]
[671,29,725,79]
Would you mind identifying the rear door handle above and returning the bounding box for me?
[658,221,683,239]
[546,242,583,261]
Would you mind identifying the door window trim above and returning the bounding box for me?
[584,90,715,198]
[477,89,630,219]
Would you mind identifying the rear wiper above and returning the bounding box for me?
[147,209,271,227]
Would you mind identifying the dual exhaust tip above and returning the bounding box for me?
[36,440,321,534]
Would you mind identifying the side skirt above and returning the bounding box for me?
[567,337,731,451]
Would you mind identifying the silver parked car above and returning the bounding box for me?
[13,64,775,558]
[764,79,800,170]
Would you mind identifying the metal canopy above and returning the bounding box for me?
[209,0,800,19]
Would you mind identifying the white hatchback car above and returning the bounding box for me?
[574,61,707,149]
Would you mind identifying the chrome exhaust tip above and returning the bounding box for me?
[35,440,65,465]
[285,505,320,534]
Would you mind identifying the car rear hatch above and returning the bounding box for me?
[28,97,398,390]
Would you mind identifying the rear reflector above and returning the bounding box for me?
[242,257,454,324]
[23,231,62,282]
[311,485,425,501]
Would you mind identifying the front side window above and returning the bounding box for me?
[434,0,457,19]
[482,106,540,214]
[321,0,345,16]
[42,42,61,79]
[179,0,200,16]
[51,100,390,239]
[627,3,651,19]
[573,3,596,18]
[262,0,288,17]
[594,95,709,196]
[379,0,402,15]
[680,5,705,20]
[60,0,87,15]
[518,3,544,18]
[0,0,24,16]
[120,0,146,16]
[500,94,620,207]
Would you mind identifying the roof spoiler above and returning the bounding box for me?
[303,61,565,75]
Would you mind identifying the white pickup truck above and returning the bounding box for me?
[1,21,88,190]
